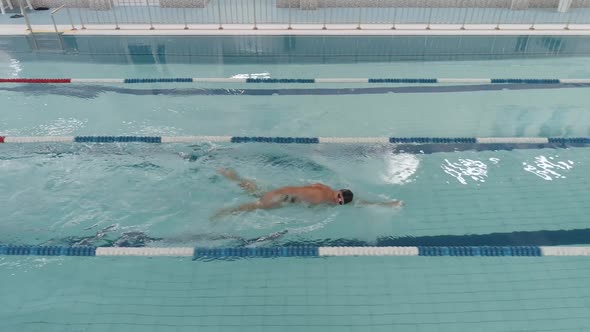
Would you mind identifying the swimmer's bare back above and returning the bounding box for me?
[213,168,403,219]
[261,184,340,206]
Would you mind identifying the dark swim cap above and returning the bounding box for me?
[339,189,354,205]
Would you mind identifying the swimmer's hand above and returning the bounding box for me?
[356,199,404,208]
[383,200,404,207]
[210,208,231,221]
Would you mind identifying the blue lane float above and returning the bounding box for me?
[0,245,96,256]
[230,136,320,144]
[369,78,438,83]
[416,246,542,257]
[123,78,193,83]
[548,137,590,144]
[0,245,588,258]
[194,246,319,258]
[389,137,477,144]
[246,78,316,83]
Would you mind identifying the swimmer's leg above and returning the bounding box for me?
[245,230,289,246]
[211,198,283,220]
[212,201,262,220]
[217,168,262,197]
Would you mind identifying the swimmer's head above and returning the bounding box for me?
[336,189,354,205]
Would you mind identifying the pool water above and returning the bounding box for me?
[1,36,590,331]
[2,56,590,138]
[1,143,589,246]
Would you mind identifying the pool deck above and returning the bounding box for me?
[2,23,590,35]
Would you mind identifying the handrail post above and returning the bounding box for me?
[322,0,327,30]
[564,7,572,30]
[111,0,120,30]
[461,1,474,30]
[357,6,362,29]
[146,0,155,30]
[66,7,77,30]
[529,7,539,30]
[287,0,292,30]
[18,0,38,49]
[77,0,86,29]
[217,0,223,29]
[252,0,258,30]
[50,6,66,50]
[18,0,33,31]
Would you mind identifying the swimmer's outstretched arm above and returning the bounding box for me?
[355,199,404,207]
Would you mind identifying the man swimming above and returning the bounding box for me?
[214,169,403,217]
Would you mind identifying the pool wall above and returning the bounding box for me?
[3,34,590,63]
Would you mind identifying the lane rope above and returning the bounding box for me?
[1,78,589,84]
[1,136,589,145]
[1,245,590,258]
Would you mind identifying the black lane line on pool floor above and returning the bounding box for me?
[281,228,590,248]
[0,143,587,158]
[10,227,590,249]
[0,83,589,98]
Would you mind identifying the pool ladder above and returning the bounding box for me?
[21,2,73,53]
[28,32,64,53]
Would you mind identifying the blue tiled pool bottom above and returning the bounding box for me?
[1,256,590,332]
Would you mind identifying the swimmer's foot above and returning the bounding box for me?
[387,200,404,207]
[217,168,261,196]
[217,168,240,181]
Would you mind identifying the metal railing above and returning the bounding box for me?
[20,0,590,30]
[50,5,72,49]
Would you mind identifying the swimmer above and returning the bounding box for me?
[214,168,403,218]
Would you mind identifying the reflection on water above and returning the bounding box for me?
[523,155,575,180]
[8,58,21,77]
[442,154,577,184]
[382,153,419,185]
[442,158,490,185]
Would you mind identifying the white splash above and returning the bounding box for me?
[9,58,22,77]
[442,159,488,185]
[382,153,419,185]
[287,213,336,235]
[34,118,87,136]
[523,155,575,181]
[32,258,62,268]
[231,72,271,79]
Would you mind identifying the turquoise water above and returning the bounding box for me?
[0,143,589,245]
[2,256,590,331]
[2,55,590,138]
[2,42,590,330]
